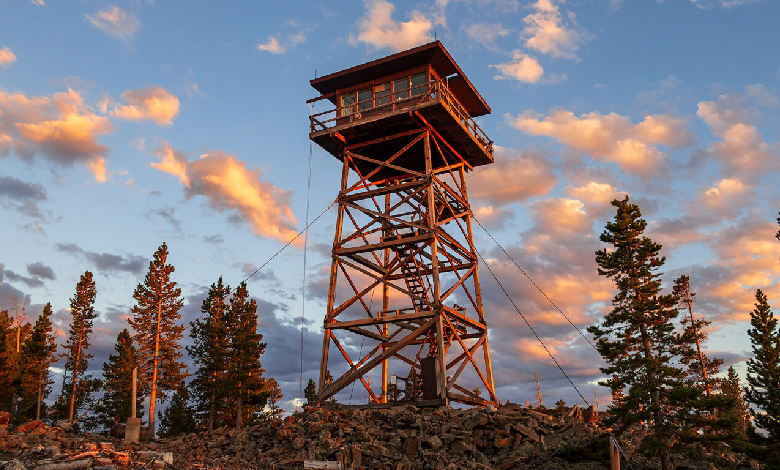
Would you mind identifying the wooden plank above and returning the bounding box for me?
[325,310,435,330]
[335,232,431,256]
[304,461,341,469]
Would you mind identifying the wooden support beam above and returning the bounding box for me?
[319,319,437,401]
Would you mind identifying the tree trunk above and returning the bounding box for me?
[36,368,43,421]
[69,332,83,423]
[149,297,163,437]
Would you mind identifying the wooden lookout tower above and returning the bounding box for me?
[308,41,497,407]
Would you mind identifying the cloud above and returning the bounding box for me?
[696,86,780,181]
[508,110,694,177]
[104,86,180,126]
[464,23,511,50]
[0,89,113,182]
[522,0,586,60]
[0,176,46,202]
[689,0,762,7]
[27,262,55,280]
[3,268,44,288]
[491,51,545,84]
[0,46,16,68]
[257,32,307,55]
[55,243,147,275]
[84,6,140,42]
[257,37,285,54]
[697,178,751,220]
[350,0,433,52]
[682,214,780,323]
[468,147,556,205]
[529,198,590,235]
[152,142,299,244]
[564,182,629,218]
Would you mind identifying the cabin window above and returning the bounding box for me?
[340,94,355,115]
[410,72,426,96]
[337,71,430,117]
[375,82,391,106]
[393,78,408,101]
[357,88,372,112]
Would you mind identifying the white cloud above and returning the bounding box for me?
[491,51,544,83]
[104,86,180,126]
[0,46,16,68]
[469,147,556,205]
[464,23,510,50]
[0,88,113,182]
[697,87,780,181]
[522,0,585,60]
[84,6,140,42]
[152,142,299,244]
[257,32,308,55]
[350,0,433,52]
[508,110,694,177]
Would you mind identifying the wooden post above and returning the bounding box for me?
[125,367,141,443]
[610,437,620,470]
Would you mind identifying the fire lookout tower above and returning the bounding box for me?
[308,41,497,407]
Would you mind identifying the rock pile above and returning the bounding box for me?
[151,404,606,470]
[1,406,764,470]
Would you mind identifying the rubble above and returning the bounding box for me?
[0,405,764,470]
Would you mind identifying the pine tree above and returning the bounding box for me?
[225,281,266,429]
[129,243,188,436]
[304,378,317,407]
[188,277,231,431]
[94,329,143,432]
[63,271,98,423]
[673,276,723,395]
[745,289,780,439]
[158,385,196,438]
[0,308,16,412]
[18,303,57,421]
[264,378,283,419]
[721,366,751,440]
[587,197,688,470]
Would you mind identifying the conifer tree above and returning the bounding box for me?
[587,197,688,470]
[129,243,187,436]
[673,276,723,396]
[95,329,143,432]
[225,281,266,429]
[188,277,231,431]
[18,303,57,420]
[0,308,15,412]
[721,366,751,439]
[63,271,98,423]
[158,385,196,438]
[745,289,780,439]
[264,378,283,419]
[304,378,317,407]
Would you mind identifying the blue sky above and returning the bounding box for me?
[1,0,779,413]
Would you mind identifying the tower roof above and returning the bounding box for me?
[310,41,490,117]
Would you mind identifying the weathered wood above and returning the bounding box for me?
[610,437,621,470]
[304,462,341,470]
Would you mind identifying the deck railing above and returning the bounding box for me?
[310,79,493,158]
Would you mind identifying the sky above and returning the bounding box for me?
[1,0,779,415]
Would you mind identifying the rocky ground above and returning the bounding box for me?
[0,405,763,470]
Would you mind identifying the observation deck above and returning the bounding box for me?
[308,41,493,180]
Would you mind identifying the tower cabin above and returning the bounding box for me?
[308,41,493,182]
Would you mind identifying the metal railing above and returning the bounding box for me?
[310,79,493,157]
